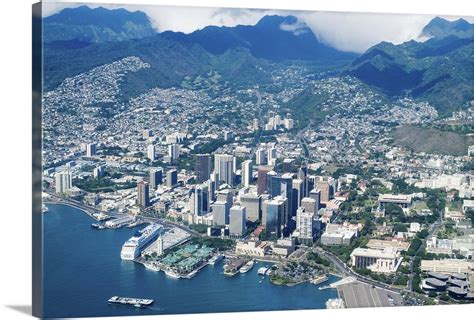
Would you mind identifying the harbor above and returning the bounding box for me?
[43,204,340,318]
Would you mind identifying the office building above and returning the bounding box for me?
[189,185,209,216]
[255,148,266,165]
[309,189,321,212]
[262,196,286,238]
[86,143,96,157]
[149,168,163,190]
[137,181,150,208]
[147,144,156,161]
[55,171,72,193]
[292,178,304,211]
[214,154,235,186]
[241,160,253,187]
[316,181,332,203]
[267,148,277,165]
[212,201,229,226]
[223,131,234,141]
[229,205,246,237]
[93,166,104,178]
[168,144,180,161]
[350,248,401,273]
[240,193,261,222]
[166,169,178,188]
[301,197,317,214]
[195,154,211,184]
[282,158,295,173]
[257,165,273,195]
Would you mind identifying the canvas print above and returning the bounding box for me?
[33,1,474,318]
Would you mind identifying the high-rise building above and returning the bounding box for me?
[241,160,253,187]
[262,196,286,238]
[309,189,321,213]
[93,166,104,178]
[156,236,164,256]
[256,165,273,195]
[292,178,304,212]
[268,173,294,220]
[223,131,234,141]
[284,118,294,130]
[143,129,153,139]
[282,158,295,173]
[267,148,277,165]
[214,154,234,186]
[195,154,211,183]
[86,143,96,157]
[150,168,163,190]
[316,181,331,203]
[137,181,150,208]
[168,144,180,161]
[212,201,229,226]
[166,169,178,188]
[240,193,261,222]
[255,149,266,165]
[296,207,315,242]
[189,185,209,216]
[55,171,72,193]
[252,118,259,131]
[301,197,317,214]
[298,166,308,197]
[229,205,246,237]
[147,144,156,161]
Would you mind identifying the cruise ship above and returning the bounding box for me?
[120,224,163,260]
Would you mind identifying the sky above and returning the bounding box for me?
[42,2,473,53]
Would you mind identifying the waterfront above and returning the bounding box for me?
[44,204,339,318]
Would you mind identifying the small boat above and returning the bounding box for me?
[144,263,160,272]
[208,254,224,265]
[164,269,181,279]
[240,260,255,274]
[258,267,270,275]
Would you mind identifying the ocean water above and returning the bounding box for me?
[43,204,339,318]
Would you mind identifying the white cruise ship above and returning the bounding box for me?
[120,224,163,260]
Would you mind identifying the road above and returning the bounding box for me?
[316,247,402,294]
[407,214,443,290]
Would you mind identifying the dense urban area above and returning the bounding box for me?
[41,7,474,311]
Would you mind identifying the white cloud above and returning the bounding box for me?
[42,3,473,53]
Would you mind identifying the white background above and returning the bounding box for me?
[0,0,473,319]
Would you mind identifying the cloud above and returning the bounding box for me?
[42,3,474,53]
[280,20,310,36]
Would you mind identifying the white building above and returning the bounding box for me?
[296,208,315,241]
[350,247,401,273]
[241,160,253,187]
[147,144,156,161]
[55,171,72,193]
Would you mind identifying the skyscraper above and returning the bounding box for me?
[214,154,234,186]
[255,148,266,165]
[147,144,156,161]
[156,236,164,256]
[257,165,273,195]
[267,148,277,165]
[309,189,321,213]
[55,171,72,193]
[168,144,180,161]
[301,197,317,214]
[262,196,286,238]
[195,154,211,184]
[166,169,178,188]
[241,159,253,187]
[86,143,96,157]
[150,168,163,190]
[316,181,331,203]
[296,207,315,243]
[229,205,246,237]
[212,201,229,226]
[189,185,209,216]
[239,193,261,222]
[137,181,150,208]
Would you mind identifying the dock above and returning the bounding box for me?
[108,296,154,308]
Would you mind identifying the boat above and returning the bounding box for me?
[108,296,154,308]
[144,263,160,272]
[239,260,255,273]
[42,204,49,213]
[311,274,328,285]
[208,254,224,265]
[258,267,270,275]
[164,269,181,279]
[120,224,163,260]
